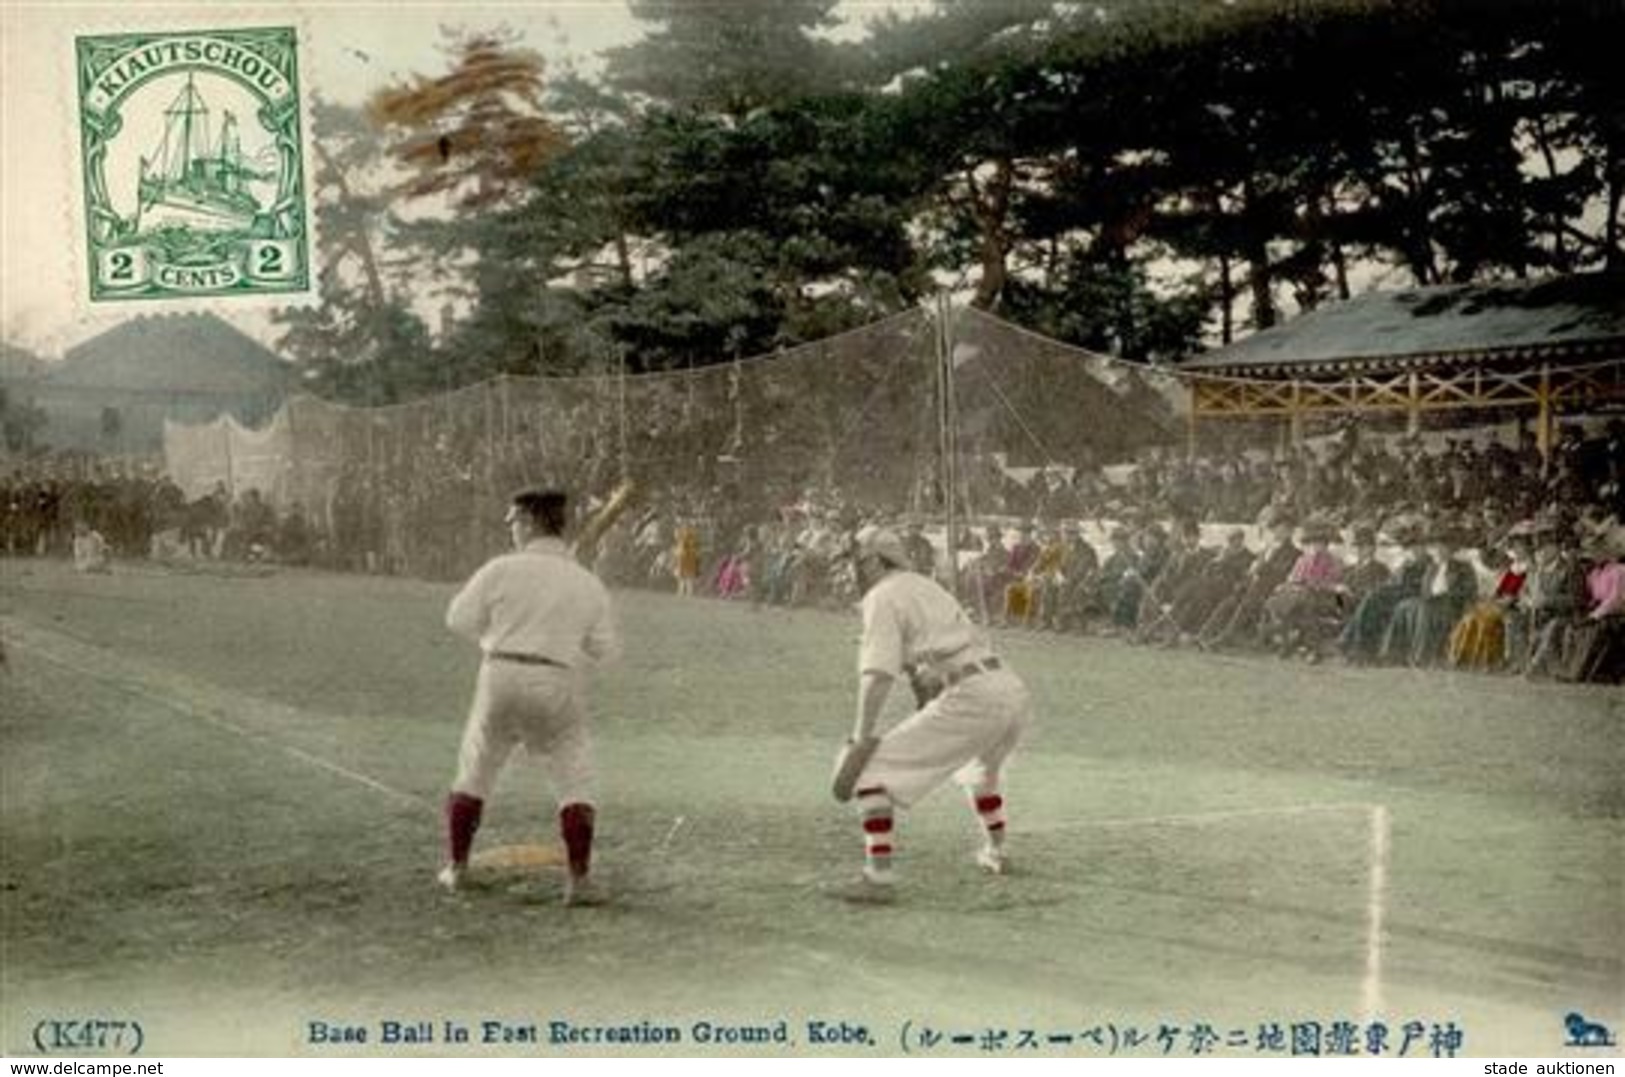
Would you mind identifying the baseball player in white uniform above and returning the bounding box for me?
[832,525,1033,901]
[439,489,620,906]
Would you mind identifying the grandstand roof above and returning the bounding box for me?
[1182,272,1625,376]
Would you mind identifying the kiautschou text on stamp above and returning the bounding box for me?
[75,26,311,303]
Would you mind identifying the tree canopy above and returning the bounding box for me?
[275,0,1625,402]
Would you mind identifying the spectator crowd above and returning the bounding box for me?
[2,460,322,569]
[983,421,1624,528]
[589,421,1625,686]
[4,418,1622,685]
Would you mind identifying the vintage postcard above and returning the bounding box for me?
[2,0,1621,1063]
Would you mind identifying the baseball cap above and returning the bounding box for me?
[854,525,910,568]
[508,489,568,531]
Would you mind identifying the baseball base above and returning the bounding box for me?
[468,842,566,872]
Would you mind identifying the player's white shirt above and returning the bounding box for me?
[446,537,620,668]
[858,569,991,680]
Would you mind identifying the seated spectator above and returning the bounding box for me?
[968,524,1011,619]
[1199,509,1299,650]
[1521,522,1589,676]
[1563,528,1625,683]
[1166,528,1254,643]
[1132,518,1210,644]
[1003,521,1043,625]
[1089,526,1138,632]
[1019,525,1063,629]
[71,519,111,574]
[1119,523,1172,628]
[1384,523,1478,668]
[1342,520,1431,665]
[1262,515,1344,658]
[278,503,315,566]
[1342,524,1392,608]
[1448,526,1531,671]
[224,488,276,561]
[1043,522,1099,632]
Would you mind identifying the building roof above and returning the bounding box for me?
[52,313,294,394]
[1182,273,1625,376]
[0,342,47,381]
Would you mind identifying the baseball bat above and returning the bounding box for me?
[571,477,640,565]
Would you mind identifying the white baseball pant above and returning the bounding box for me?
[452,662,597,806]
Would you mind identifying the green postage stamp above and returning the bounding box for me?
[74,26,312,303]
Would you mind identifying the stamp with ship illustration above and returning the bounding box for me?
[74,26,312,304]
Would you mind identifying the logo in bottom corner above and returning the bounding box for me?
[1563,1012,1616,1049]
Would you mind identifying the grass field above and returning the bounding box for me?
[2,559,1621,1058]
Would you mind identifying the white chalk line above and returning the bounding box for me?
[657,814,687,853]
[13,627,432,814]
[1362,803,1391,1022]
[1037,797,1391,1021]
[1030,799,1378,832]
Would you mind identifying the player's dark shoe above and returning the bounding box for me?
[562,873,608,907]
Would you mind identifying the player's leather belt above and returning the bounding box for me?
[485,650,567,668]
[940,655,1001,688]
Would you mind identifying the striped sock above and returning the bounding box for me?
[855,786,895,881]
[972,791,1007,849]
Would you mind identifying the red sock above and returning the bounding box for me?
[559,802,596,878]
[445,793,483,867]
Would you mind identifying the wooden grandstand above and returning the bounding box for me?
[1182,272,1625,461]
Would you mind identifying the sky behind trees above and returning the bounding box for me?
[3,0,1619,396]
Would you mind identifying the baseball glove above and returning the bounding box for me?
[830,735,881,803]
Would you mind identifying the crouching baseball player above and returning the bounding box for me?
[440,489,620,907]
[831,525,1034,901]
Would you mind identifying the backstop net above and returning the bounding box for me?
[162,304,1202,580]
[945,307,1190,522]
[169,307,1064,578]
